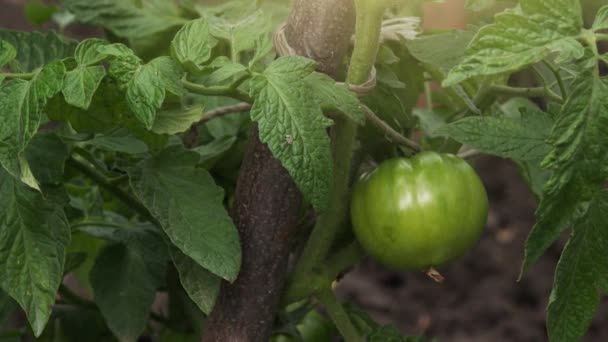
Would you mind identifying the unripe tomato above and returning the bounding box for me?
[350,151,488,271]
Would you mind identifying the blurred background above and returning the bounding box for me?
[1,0,607,341]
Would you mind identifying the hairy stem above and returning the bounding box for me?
[283,241,366,305]
[2,72,36,80]
[196,103,252,125]
[489,85,563,103]
[317,289,362,342]
[542,60,567,100]
[362,105,421,152]
[285,0,385,305]
[323,241,366,278]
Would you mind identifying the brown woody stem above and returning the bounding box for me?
[201,1,356,341]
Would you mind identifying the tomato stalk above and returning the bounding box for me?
[2,71,37,80]
[283,0,388,336]
[317,288,363,342]
[489,85,563,103]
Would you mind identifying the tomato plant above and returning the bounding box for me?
[0,0,607,341]
[351,152,488,271]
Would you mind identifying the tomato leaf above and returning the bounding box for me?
[592,5,608,32]
[24,133,69,185]
[0,171,70,337]
[171,18,215,72]
[169,247,221,315]
[0,30,76,72]
[208,10,271,57]
[74,38,109,66]
[125,63,167,129]
[86,224,168,342]
[406,30,475,75]
[0,40,16,68]
[546,191,608,342]
[107,54,183,129]
[249,56,333,211]
[85,129,149,154]
[129,147,241,282]
[62,65,106,110]
[47,79,125,133]
[64,0,187,40]
[522,60,608,275]
[152,104,205,135]
[437,109,553,162]
[444,0,584,86]
[0,60,65,189]
[305,72,365,125]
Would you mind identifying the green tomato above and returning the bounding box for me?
[350,151,489,271]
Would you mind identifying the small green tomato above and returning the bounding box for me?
[350,151,489,271]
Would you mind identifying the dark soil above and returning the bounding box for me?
[337,157,608,342]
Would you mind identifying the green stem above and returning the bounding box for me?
[583,30,601,79]
[72,147,112,177]
[284,1,385,311]
[66,156,157,224]
[594,33,608,41]
[489,85,563,103]
[346,3,384,85]
[542,60,567,100]
[362,105,421,152]
[288,113,358,278]
[2,72,36,80]
[322,241,365,279]
[71,220,127,231]
[197,102,252,126]
[458,149,482,159]
[288,0,384,288]
[424,80,433,111]
[317,289,362,342]
[283,241,366,305]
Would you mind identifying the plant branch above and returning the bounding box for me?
[283,241,366,305]
[542,60,567,100]
[196,102,252,126]
[489,85,563,103]
[362,104,421,152]
[317,289,362,342]
[201,1,357,341]
[458,149,482,159]
[323,241,366,278]
[2,72,36,80]
[286,2,386,305]
[66,156,156,224]
[594,33,608,41]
